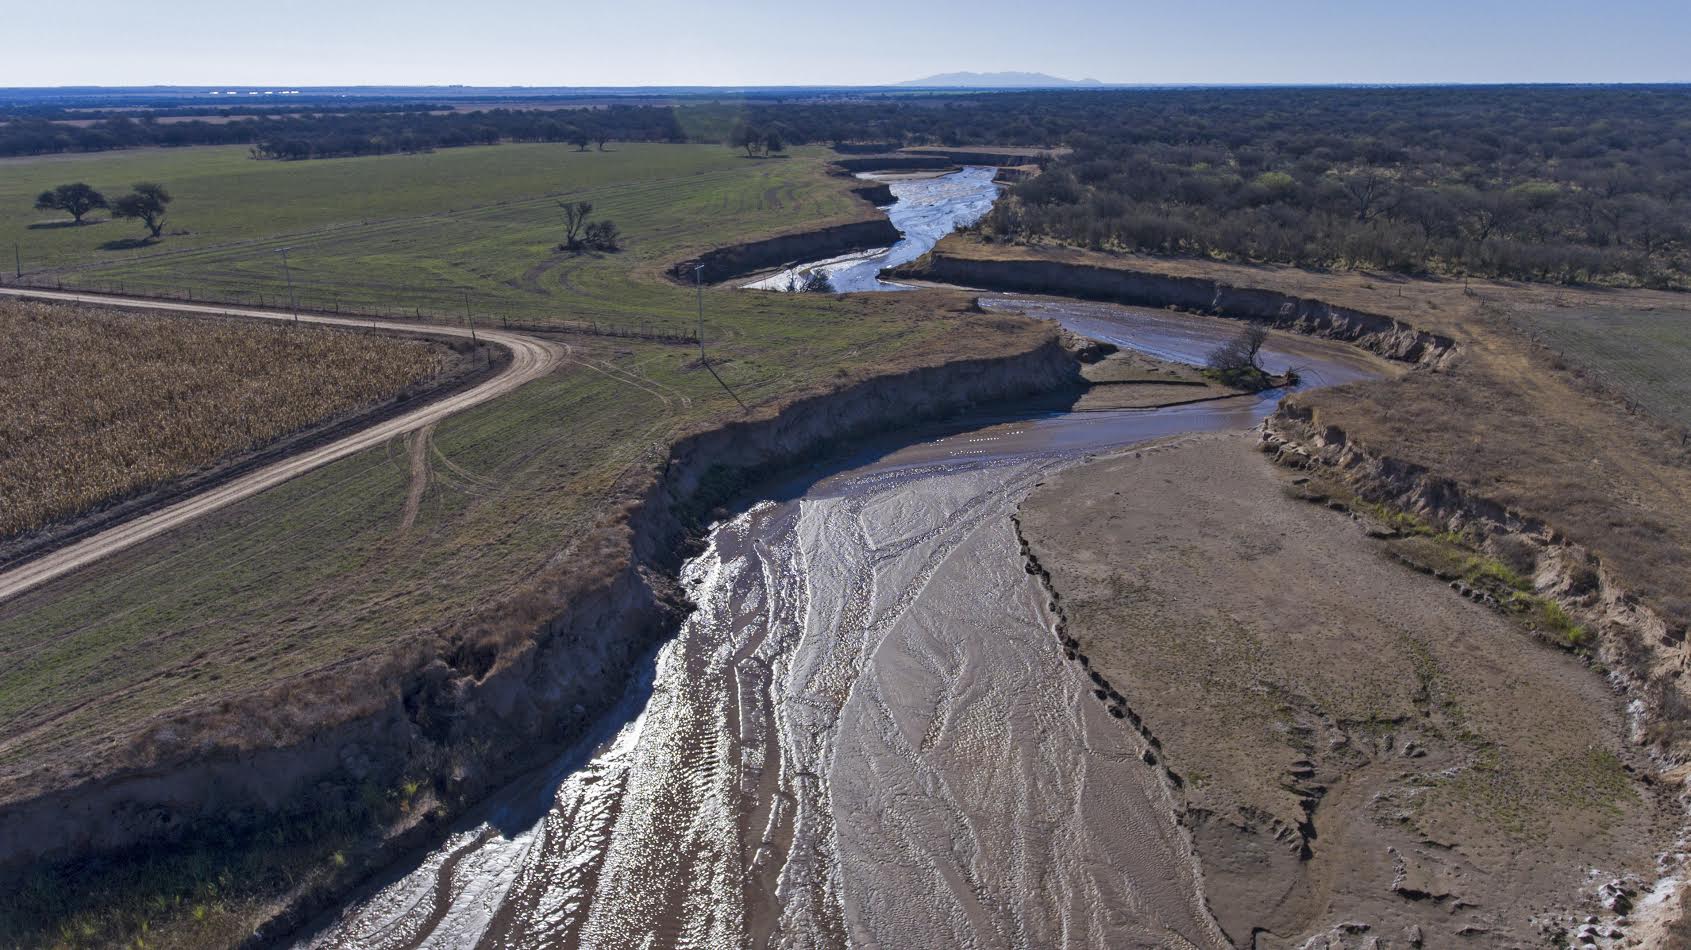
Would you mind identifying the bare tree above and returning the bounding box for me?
[559,200,594,249]
[584,219,620,251]
[1342,170,1397,223]
[785,269,833,293]
[1461,189,1523,245]
[1206,324,1270,375]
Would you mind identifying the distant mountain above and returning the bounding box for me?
[897,71,1103,89]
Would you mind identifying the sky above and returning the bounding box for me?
[5,0,1688,87]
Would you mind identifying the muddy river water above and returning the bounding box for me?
[297,171,1385,949]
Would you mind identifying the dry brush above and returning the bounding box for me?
[0,299,451,538]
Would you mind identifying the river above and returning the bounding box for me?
[295,168,1385,949]
[742,166,1000,293]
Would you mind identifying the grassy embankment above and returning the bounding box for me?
[0,144,1046,948]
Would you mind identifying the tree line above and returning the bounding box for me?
[961,87,1691,288]
[10,86,1688,286]
[0,106,698,160]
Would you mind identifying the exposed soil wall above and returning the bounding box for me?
[1261,403,1691,941]
[671,218,901,284]
[850,182,896,206]
[899,251,1458,366]
[0,334,1084,905]
[1260,402,1685,703]
[830,155,959,174]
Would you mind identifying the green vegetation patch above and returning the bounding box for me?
[2,144,870,333]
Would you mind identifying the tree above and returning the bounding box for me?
[1206,324,1270,379]
[763,130,785,155]
[728,122,762,158]
[559,200,594,249]
[1341,170,1397,223]
[594,132,611,151]
[110,182,171,238]
[584,220,620,251]
[569,130,591,152]
[794,269,833,293]
[34,183,108,224]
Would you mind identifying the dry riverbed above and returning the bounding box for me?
[1016,431,1678,948]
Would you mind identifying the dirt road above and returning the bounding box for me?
[0,287,569,602]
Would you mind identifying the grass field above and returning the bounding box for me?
[0,297,453,538]
[1514,304,1691,430]
[0,144,1018,793]
[0,140,1047,946]
[1,143,872,332]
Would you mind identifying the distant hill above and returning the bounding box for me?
[897,71,1103,88]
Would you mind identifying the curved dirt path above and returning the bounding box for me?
[0,287,570,603]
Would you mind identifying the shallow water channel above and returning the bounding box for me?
[742,166,1000,293]
[297,169,1385,948]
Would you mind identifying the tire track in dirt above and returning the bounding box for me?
[397,423,436,533]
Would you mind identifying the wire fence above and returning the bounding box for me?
[0,271,701,346]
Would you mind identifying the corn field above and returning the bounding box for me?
[0,299,452,539]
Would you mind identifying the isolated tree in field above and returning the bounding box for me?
[559,200,594,249]
[1206,324,1270,375]
[584,219,620,251]
[763,130,785,155]
[594,132,610,151]
[111,182,172,239]
[569,130,591,152]
[729,122,763,158]
[34,183,108,224]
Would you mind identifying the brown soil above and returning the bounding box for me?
[1071,348,1242,409]
[1017,432,1678,948]
[920,235,1691,686]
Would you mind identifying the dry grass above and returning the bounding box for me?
[929,236,1691,632]
[0,298,450,538]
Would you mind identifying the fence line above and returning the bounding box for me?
[1,273,700,345]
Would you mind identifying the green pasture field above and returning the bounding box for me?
[1515,304,1691,430]
[1,143,870,331]
[0,141,1027,799]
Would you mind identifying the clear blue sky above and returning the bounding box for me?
[6,0,1688,87]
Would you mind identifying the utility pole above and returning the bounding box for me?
[692,264,746,412]
[13,242,20,281]
[276,247,299,322]
[694,264,706,360]
[463,291,478,344]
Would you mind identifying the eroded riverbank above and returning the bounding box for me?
[744,166,1000,293]
[1018,432,1677,947]
[296,301,1391,949]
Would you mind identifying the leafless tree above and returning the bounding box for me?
[1342,170,1398,223]
[1206,324,1270,374]
[560,200,594,249]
